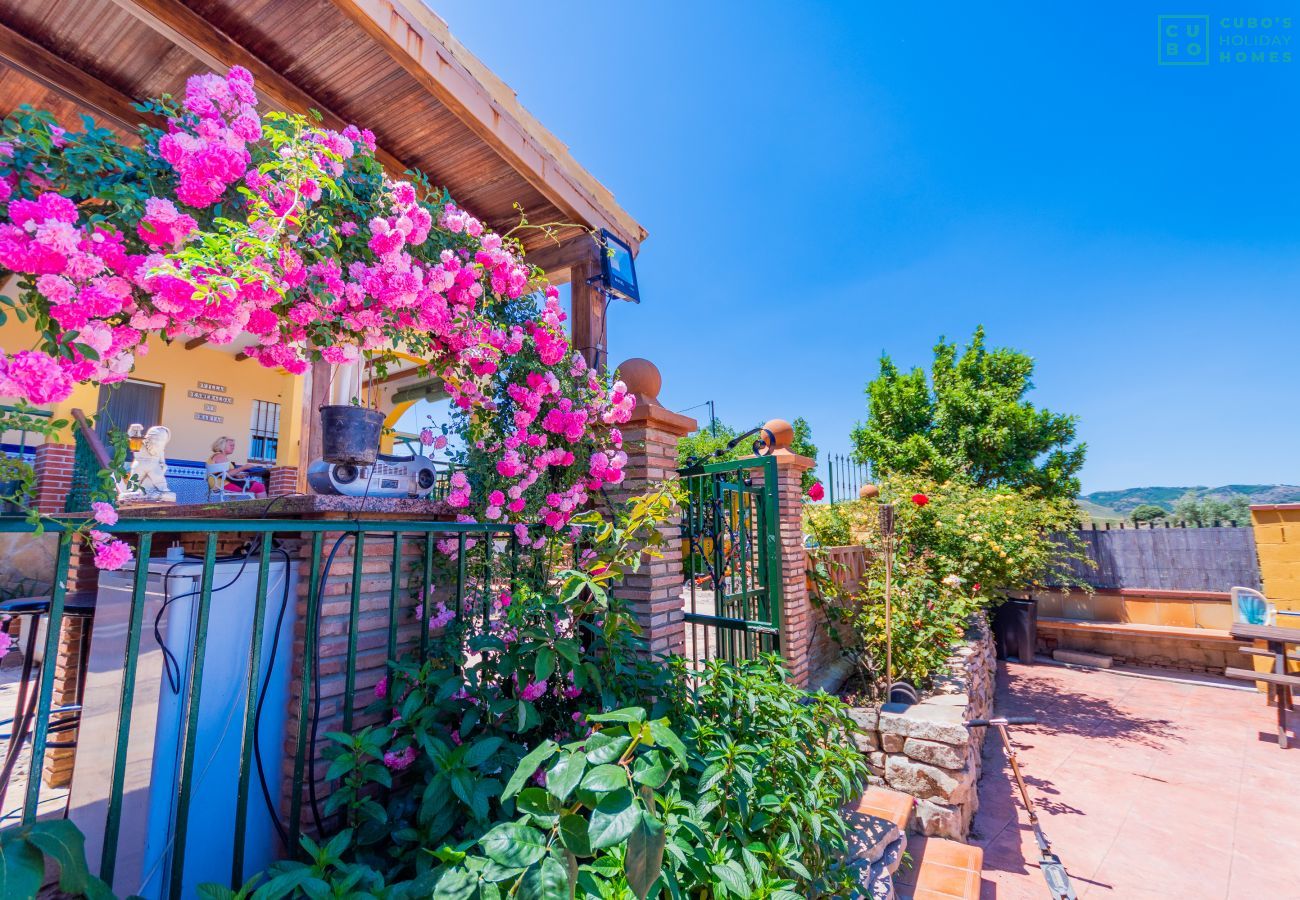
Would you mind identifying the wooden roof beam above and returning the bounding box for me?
[0,21,161,132]
[104,0,411,175]
[331,0,647,253]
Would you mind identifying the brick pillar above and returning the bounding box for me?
[762,421,817,688]
[32,443,75,514]
[608,359,696,660]
[268,466,299,497]
[43,536,97,788]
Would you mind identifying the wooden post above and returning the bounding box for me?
[298,361,331,492]
[570,259,607,371]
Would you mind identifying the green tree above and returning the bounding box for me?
[850,327,1085,499]
[1174,493,1251,526]
[1130,504,1167,524]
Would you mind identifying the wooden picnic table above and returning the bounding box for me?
[1227,622,1300,749]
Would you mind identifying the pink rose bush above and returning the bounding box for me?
[0,67,636,562]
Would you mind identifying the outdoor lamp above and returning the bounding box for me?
[126,423,145,452]
[595,228,640,304]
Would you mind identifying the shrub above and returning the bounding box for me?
[807,474,1086,698]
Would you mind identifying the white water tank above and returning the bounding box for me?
[70,553,298,898]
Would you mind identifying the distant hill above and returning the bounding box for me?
[1080,484,1300,519]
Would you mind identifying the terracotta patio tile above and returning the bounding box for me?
[974,661,1300,900]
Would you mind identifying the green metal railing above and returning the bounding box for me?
[680,455,782,665]
[0,514,558,898]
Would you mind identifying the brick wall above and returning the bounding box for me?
[268,466,299,497]
[32,443,75,515]
[767,449,819,688]
[605,403,695,660]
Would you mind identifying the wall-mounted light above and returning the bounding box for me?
[594,228,640,304]
[126,423,145,452]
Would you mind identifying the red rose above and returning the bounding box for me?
[806,482,825,501]
[973,583,982,592]
[911,493,929,507]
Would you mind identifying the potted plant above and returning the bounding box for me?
[319,356,386,465]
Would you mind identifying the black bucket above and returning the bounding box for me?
[993,596,1038,664]
[319,405,384,465]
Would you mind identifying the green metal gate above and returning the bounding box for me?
[679,454,782,664]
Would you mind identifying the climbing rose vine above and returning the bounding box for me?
[0,67,633,568]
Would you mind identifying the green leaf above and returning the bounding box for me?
[580,764,627,793]
[632,760,668,790]
[558,813,591,858]
[624,812,666,900]
[648,720,687,766]
[544,752,585,803]
[587,788,639,850]
[463,735,504,769]
[503,739,558,800]
[519,855,569,900]
[0,835,44,900]
[535,647,556,681]
[25,820,96,894]
[480,822,548,868]
[517,787,558,826]
[711,860,751,897]
[583,732,630,766]
[586,708,646,725]
[432,866,478,900]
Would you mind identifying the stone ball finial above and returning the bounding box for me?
[860,483,880,500]
[762,418,794,451]
[616,358,661,406]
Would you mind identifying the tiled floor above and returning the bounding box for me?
[972,661,1300,900]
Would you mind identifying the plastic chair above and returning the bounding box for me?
[1230,587,1276,626]
[206,466,256,501]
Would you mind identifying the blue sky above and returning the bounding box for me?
[432,1,1300,493]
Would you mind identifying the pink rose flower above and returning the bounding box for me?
[91,501,118,525]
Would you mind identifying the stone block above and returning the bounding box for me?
[855,729,881,752]
[903,737,967,769]
[878,701,969,745]
[912,797,964,839]
[848,705,880,731]
[884,757,972,805]
[882,732,906,753]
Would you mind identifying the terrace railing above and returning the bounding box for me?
[0,514,565,898]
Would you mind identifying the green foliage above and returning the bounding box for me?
[806,475,1087,697]
[0,819,114,899]
[850,327,1085,500]
[212,658,865,899]
[662,656,868,897]
[1129,504,1167,524]
[1171,492,1251,527]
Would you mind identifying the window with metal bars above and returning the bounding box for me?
[248,399,281,462]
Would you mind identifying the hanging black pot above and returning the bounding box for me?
[319,405,384,465]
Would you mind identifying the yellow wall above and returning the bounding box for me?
[0,314,304,466]
[1249,505,1300,683]
[1252,505,1300,614]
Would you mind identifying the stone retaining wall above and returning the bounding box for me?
[847,616,995,840]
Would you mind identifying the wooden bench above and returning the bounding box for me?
[1224,666,1299,749]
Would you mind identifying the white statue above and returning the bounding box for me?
[118,425,176,502]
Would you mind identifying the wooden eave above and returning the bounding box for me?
[0,0,646,255]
